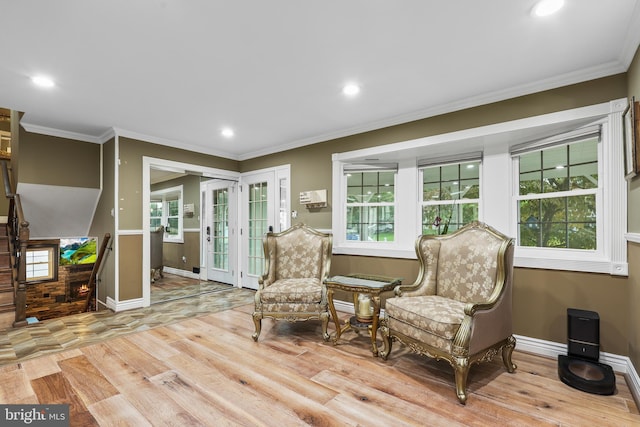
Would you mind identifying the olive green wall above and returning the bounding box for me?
[164,232,200,272]
[118,137,238,230]
[89,138,116,307]
[242,74,633,356]
[18,130,100,188]
[117,136,239,301]
[119,234,143,300]
[628,243,640,367]
[151,174,202,271]
[10,112,22,188]
[626,44,640,371]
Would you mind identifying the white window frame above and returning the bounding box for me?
[150,184,184,243]
[345,167,397,243]
[512,133,602,256]
[25,244,58,282]
[419,157,483,235]
[332,98,628,275]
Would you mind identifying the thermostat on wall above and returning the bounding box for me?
[299,189,327,208]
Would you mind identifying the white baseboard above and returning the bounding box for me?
[334,300,640,403]
[106,296,144,312]
[163,266,200,280]
[515,334,640,404]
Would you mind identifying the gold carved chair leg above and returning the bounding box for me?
[379,222,516,404]
[320,312,330,341]
[379,322,392,360]
[252,313,262,342]
[453,357,470,405]
[502,336,517,372]
[250,223,332,342]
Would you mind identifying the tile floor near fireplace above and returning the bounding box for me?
[0,275,252,366]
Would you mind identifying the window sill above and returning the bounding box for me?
[515,255,627,276]
[333,244,627,276]
[332,245,416,259]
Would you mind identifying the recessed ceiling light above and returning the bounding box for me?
[532,0,564,17]
[221,128,234,138]
[342,83,360,96]
[31,75,55,88]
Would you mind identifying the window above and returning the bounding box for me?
[25,243,58,282]
[332,98,628,275]
[150,185,183,242]
[515,136,599,250]
[345,168,396,242]
[420,158,481,235]
[150,201,162,230]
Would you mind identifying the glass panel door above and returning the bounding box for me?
[205,180,237,285]
[241,172,275,290]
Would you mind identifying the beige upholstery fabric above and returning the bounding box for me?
[380,221,516,405]
[260,278,323,304]
[437,228,502,302]
[252,224,332,341]
[274,233,323,280]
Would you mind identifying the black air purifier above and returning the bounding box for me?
[557,308,616,395]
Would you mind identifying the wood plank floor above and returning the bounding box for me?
[1,302,639,426]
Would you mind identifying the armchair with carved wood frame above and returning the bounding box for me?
[380,221,516,404]
[252,223,332,341]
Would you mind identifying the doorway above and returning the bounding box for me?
[203,179,238,285]
[142,158,290,305]
[240,166,290,290]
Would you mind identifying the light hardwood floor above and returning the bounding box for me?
[1,302,639,426]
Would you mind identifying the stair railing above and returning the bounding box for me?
[2,160,29,327]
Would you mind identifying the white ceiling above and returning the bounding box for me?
[2,1,640,161]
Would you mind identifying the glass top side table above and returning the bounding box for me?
[324,274,401,356]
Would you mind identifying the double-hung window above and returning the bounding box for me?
[512,126,601,253]
[25,243,59,283]
[419,155,481,235]
[150,185,184,243]
[333,99,627,274]
[345,164,397,242]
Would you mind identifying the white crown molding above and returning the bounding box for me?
[98,127,116,143]
[620,1,640,69]
[113,127,240,161]
[238,62,627,161]
[19,121,108,144]
[16,60,635,162]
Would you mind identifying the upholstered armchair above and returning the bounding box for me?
[252,223,332,341]
[150,226,164,282]
[380,221,516,404]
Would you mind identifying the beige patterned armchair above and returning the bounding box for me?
[380,221,516,404]
[252,223,332,341]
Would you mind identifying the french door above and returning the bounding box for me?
[240,167,290,290]
[203,180,237,285]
